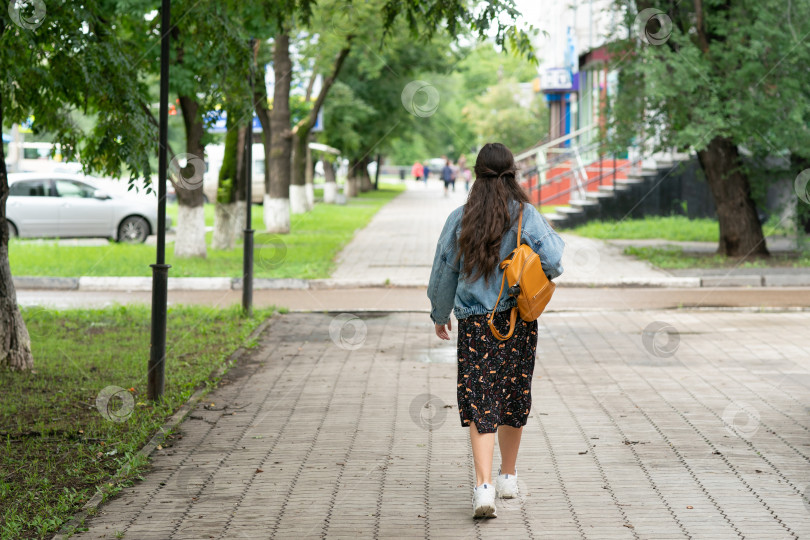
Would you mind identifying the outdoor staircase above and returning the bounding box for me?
[515,128,693,229]
[544,171,652,228]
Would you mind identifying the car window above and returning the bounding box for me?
[9,180,53,197]
[54,180,95,198]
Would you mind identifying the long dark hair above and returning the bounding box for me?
[456,142,529,284]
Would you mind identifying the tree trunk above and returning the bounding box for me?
[696,136,769,257]
[212,123,244,250]
[360,156,373,192]
[323,159,338,203]
[346,158,362,197]
[374,153,382,190]
[265,33,293,234]
[290,46,352,213]
[232,128,248,240]
[290,130,308,214]
[252,43,272,208]
[0,90,33,370]
[176,94,208,258]
[304,142,315,210]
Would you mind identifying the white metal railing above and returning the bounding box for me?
[515,126,599,187]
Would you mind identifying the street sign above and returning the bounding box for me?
[540,68,574,92]
[207,110,262,133]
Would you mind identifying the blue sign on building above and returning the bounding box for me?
[207,110,262,133]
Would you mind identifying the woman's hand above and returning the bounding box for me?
[435,320,452,340]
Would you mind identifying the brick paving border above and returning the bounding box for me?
[69,310,810,539]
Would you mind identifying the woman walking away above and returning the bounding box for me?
[427,142,564,519]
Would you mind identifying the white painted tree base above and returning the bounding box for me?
[345,177,359,197]
[324,182,338,204]
[174,204,207,258]
[212,202,237,250]
[290,185,308,214]
[232,205,247,238]
[305,183,315,210]
[263,196,290,233]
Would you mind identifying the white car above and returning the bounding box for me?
[6,173,170,243]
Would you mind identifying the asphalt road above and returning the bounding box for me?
[17,286,810,312]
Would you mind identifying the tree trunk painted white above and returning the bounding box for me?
[212,202,237,250]
[305,182,315,210]
[345,176,358,198]
[290,184,307,215]
[174,205,207,258]
[263,195,290,233]
[324,181,338,203]
[232,205,247,239]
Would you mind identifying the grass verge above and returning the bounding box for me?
[571,216,720,242]
[9,183,405,279]
[536,205,569,215]
[0,304,276,540]
[570,215,795,242]
[624,246,810,269]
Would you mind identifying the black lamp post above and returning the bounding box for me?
[242,38,256,316]
[148,0,172,402]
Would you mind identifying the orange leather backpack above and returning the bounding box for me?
[487,206,556,341]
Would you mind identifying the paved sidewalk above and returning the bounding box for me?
[71,310,810,539]
[330,180,671,288]
[330,179,468,286]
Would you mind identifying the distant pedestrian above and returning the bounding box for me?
[423,163,430,185]
[441,159,455,197]
[411,161,424,182]
[462,167,472,191]
[457,154,472,191]
[427,142,565,519]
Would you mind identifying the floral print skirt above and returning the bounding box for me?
[457,309,538,434]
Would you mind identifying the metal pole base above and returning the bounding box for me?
[242,229,254,317]
[148,263,171,401]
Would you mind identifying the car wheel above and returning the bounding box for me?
[6,222,18,238]
[117,216,150,243]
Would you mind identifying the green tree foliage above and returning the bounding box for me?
[463,79,547,153]
[1,2,155,180]
[384,42,543,164]
[1,1,161,370]
[609,0,810,255]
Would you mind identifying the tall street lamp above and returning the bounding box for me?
[148,0,172,401]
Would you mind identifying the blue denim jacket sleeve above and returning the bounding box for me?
[427,208,462,325]
[521,203,565,280]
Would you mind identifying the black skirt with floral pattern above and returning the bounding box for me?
[456,309,538,434]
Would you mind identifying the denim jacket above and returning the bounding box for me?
[427,200,565,325]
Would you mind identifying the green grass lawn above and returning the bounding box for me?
[570,215,795,242]
[0,304,276,540]
[624,246,810,269]
[571,216,720,242]
[10,184,404,279]
[537,205,569,215]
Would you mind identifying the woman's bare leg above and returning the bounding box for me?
[497,425,523,475]
[470,422,495,486]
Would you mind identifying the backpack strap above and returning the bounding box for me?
[486,205,524,341]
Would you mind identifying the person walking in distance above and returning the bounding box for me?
[441,158,454,197]
[423,163,430,186]
[411,161,424,183]
[459,154,472,192]
[427,142,565,518]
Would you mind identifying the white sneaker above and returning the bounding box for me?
[495,468,518,499]
[472,483,497,518]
